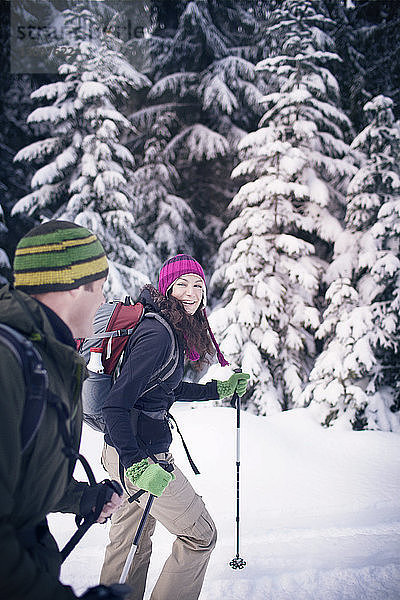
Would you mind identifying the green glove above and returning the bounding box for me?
[126,459,175,497]
[217,372,250,399]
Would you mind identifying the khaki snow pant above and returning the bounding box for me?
[100,443,217,600]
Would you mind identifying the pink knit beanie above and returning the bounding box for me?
[158,254,206,298]
[158,254,229,366]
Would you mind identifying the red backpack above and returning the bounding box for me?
[79,297,145,373]
[78,296,178,432]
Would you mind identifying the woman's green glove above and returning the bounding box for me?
[217,372,250,399]
[126,459,175,497]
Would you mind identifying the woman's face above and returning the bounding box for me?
[170,273,204,315]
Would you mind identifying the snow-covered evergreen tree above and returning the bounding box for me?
[128,110,204,262]
[303,95,400,431]
[130,0,267,264]
[206,0,356,415]
[12,3,155,297]
[300,274,378,430]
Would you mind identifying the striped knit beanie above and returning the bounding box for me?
[13,220,108,294]
[158,254,229,366]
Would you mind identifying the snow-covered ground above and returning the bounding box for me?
[49,404,400,599]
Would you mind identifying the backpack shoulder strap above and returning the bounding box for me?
[142,312,179,393]
[0,325,118,562]
[0,323,48,452]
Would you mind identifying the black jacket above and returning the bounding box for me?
[102,290,218,468]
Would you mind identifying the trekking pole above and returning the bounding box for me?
[119,493,155,584]
[229,368,246,570]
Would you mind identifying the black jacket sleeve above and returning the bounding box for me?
[173,380,219,402]
[102,318,174,468]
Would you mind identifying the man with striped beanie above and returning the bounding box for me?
[13,220,109,337]
[0,221,125,600]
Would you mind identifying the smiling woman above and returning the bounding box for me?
[99,253,250,600]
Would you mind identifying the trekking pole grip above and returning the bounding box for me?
[230,367,242,410]
[232,367,242,460]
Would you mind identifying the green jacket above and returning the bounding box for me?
[0,284,89,600]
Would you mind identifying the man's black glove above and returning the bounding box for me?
[81,583,131,599]
[79,479,123,524]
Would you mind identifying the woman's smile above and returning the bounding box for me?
[170,274,204,314]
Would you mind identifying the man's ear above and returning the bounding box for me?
[68,286,82,299]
